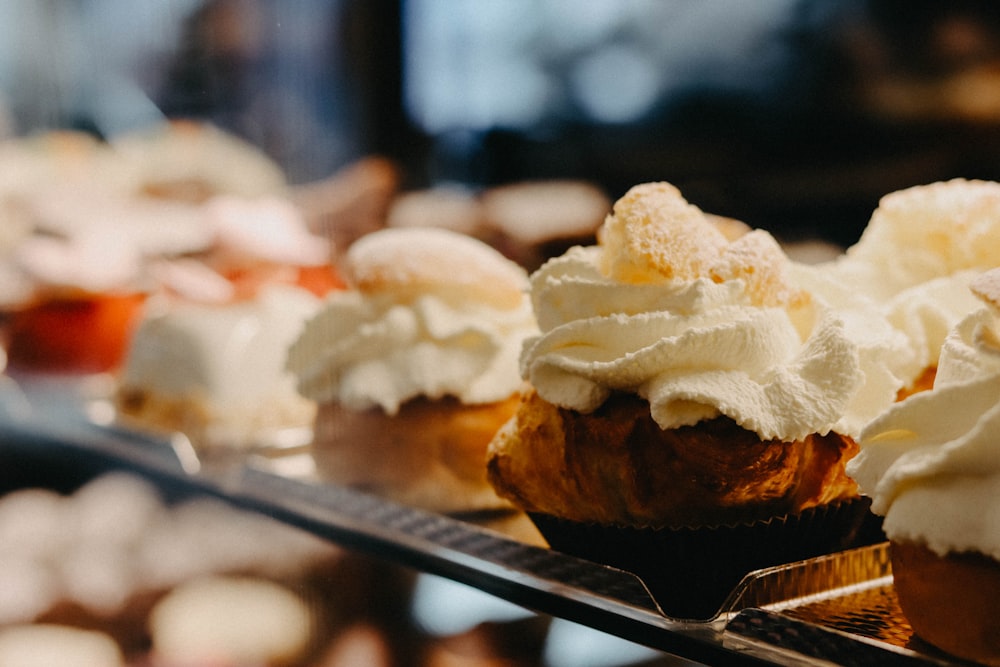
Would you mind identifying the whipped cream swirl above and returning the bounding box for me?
[849,285,1000,559]
[288,290,536,414]
[521,243,869,442]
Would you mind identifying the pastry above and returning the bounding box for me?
[0,132,156,374]
[116,283,323,452]
[287,227,537,514]
[0,624,124,667]
[480,180,610,270]
[148,576,312,667]
[487,182,898,617]
[4,228,151,374]
[186,192,342,300]
[817,179,1000,396]
[113,187,345,452]
[111,119,289,202]
[0,124,309,375]
[848,268,1000,665]
[386,185,485,237]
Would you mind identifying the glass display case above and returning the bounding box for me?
[4,2,1000,665]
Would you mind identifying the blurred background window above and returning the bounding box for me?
[4,0,1000,243]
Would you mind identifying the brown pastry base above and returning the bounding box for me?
[312,395,521,514]
[891,539,1000,665]
[487,389,859,528]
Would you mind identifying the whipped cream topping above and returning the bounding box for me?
[789,262,912,427]
[808,180,1000,390]
[524,246,871,441]
[835,179,1000,302]
[849,280,1000,559]
[519,182,888,441]
[287,227,537,414]
[880,271,983,386]
[288,289,536,414]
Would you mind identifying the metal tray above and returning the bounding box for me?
[0,373,977,666]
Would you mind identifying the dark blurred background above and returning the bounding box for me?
[5,0,1000,247]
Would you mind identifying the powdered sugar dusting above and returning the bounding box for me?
[598,182,800,307]
[345,227,528,309]
[598,182,725,283]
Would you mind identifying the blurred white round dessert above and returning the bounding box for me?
[386,185,485,237]
[0,624,124,667]
[480,180,610,269]
[148,575,312,667]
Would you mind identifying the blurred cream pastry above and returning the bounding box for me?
[117,283,322,451]
[386,185,485,237]
[480,180,610,270]
[848,268,1000,665]
[149,576,312,667]
[0,132,166,373]
[111,119,289,202]
[817,178,1000,396]
[0,625,124,667]
[0,124,318,375]
[287,227,537,513]
[116,193,343,450]
[183,192,342,300]
[488,182,904,529]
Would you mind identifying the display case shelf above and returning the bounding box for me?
[0,374,972,666]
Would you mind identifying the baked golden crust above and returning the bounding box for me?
[486,389,859,528]
[891,540,1000,665]
[312,395,521,514]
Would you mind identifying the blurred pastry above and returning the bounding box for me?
[386,185,485,237]
[818,178,1000,396]
[111,119,289,202]
[0,472,343,662]
[115,191,344,452]
[116,283,323,452]
[4,228,151,374]
[0,123,317,376]
[848,268,1000,665]
[149,576,312,667]
[0,624,124,667]
[480,180,610,270]
[0,132,156,374]
[287,227,537,514]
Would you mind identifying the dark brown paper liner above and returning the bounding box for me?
[529,497,884,621]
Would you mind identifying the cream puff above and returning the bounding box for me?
[287,227,537,514]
